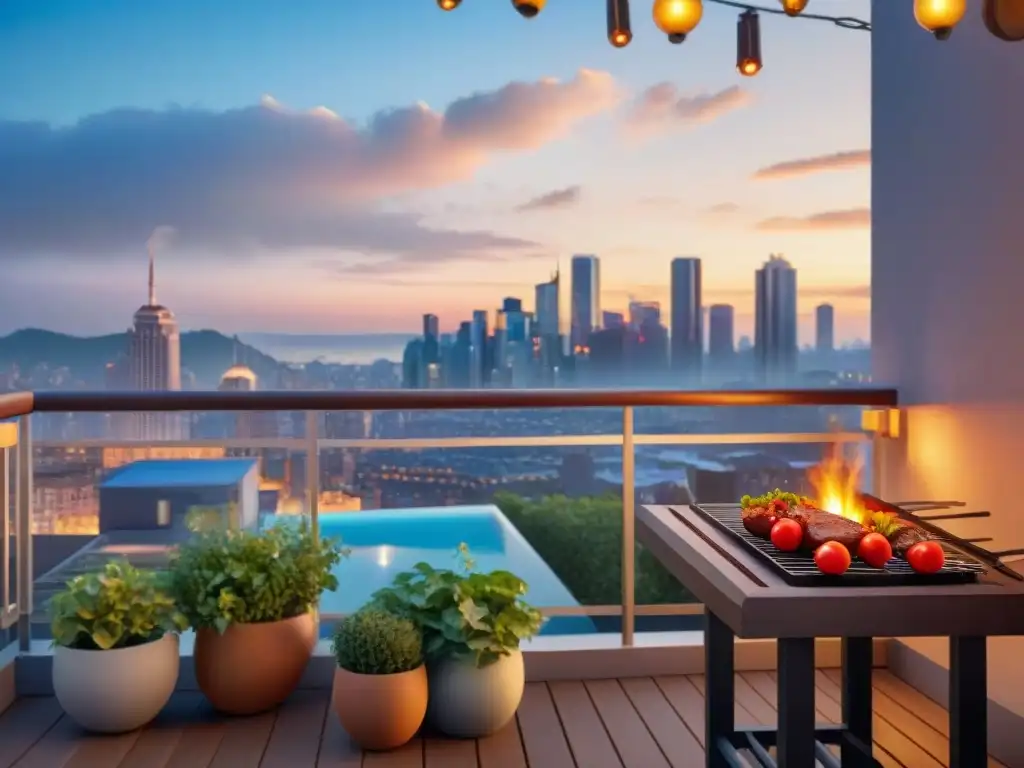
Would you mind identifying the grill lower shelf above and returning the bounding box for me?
[689,503,987,587]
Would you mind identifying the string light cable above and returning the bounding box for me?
[705,0,871,31]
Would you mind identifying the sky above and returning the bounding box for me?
[0,0,872,344]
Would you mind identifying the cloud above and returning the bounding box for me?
[0,69,619,263]
[754,207,871,232]
[623,84,751,138]
[752,149,871,181]
[515,185,582,213]
[704,202,740,215]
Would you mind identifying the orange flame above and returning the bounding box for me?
[807,446,867,524]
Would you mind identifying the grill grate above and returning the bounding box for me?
[688,503,987,587]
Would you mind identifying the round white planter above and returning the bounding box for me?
[53,633,180,733]
[427,650,525,738]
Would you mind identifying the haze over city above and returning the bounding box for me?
[0,0,870,345]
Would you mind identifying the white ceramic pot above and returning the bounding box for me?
[427,650,525,738]
[53,632,180,733]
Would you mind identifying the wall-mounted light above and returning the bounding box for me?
[652,0,703,44]
[779,0,809,16]
[437,0,461,10]
[984,0,1024,41]
[608,0,633,47]
[737,10,762,76]
[914,0,967,40]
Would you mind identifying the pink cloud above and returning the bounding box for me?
[622,84,751,138]
[752,149,871,180]
[754,208,871,232]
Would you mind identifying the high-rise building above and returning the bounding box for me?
[602,311,625,330]
[754,254,799,381]
[421,313,440,385]
[570,255,600,351]
[629,301,661,328]
[470,309,489,388]
[534,273,560,339]
[815,303,835,354]
[129,247,185,439]
[219,363,276,438]
[670,257,703,378]
[708,304,735,364]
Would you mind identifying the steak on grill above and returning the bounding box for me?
[788,506,868,551]
[889,523,934,556]
[741,505,779,538]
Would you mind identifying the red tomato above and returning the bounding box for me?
[857,533,893,569]
[906,541,945,574]
[814,541,852,575]
[770,518,803,552]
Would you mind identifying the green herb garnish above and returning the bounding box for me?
[740,489,807,509]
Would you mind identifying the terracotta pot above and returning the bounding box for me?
[332,664,428,750]
[194,613,316,715]
[427,650,525,738]
[54,633,180,733]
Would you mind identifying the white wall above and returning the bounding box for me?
[871,0,1024,728]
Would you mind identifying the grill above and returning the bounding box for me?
[689,502,988,587]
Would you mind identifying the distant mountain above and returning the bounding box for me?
[0,328,282,389]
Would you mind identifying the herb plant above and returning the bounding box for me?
[371,544,543,668]
[332,609,423,675]
[168,520,345,633]
[50,561,188,651]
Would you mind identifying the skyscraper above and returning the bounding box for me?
[129,247,184,439]
[570,255,600,351]
[534,272,560,339]
[754,254,799,381]
[470,309,489,388]
[708,304,735,364]
[219,361,276,438]
[815,303,835,354]
[670,257,703,378]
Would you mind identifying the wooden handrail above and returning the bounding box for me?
[0,388,900,417]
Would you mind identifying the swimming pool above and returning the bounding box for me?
[315,505,596,635]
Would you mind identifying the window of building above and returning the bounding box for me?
[157,500,171,527]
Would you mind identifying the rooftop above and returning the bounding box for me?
[100,458,258,490]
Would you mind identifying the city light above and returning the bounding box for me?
[652,0,704,44]
[607,0,633,48]
[914,0,967,40]
[736,10,763,77]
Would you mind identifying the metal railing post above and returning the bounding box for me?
[621,406,636,647]
[15,415,32,651]
[1,443,11,628]
[305,410,320,541]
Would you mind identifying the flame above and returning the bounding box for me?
[807,446,867,524]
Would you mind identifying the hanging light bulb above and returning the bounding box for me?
[437,0,461,9]
[511,0,546,18]
[652,0,703,44]
[914,0,967,40]
[737,10,762,76]
[608,0,633,48]
[984,0,1024,41]
[779,0,809,16]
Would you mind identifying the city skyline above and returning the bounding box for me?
[0,0,871,343]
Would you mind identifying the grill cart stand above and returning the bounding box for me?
[638,505,1024,768]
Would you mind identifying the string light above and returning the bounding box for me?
[984,0,1024,41]
[652,0,704,44]
[737,9,763,76]
[437,0,460,10]
[779,0,809,16]
[914,0,966,40]
[511,0,546,19]
[608,0,634,47]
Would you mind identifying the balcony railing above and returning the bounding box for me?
[0,387,898,653]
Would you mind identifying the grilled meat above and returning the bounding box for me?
[741,505,779,538]
[792,506,868,551]
[889,523,934,556]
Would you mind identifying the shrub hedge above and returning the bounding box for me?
[495,492,693,606]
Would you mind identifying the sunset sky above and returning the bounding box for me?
[0,0,872,344]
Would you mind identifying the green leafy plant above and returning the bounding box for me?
[332,609,423,675]
[50,561,187,651]
[168,520,346,633]
[371,544,543,668]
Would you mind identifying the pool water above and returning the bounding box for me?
[315,506,596,635]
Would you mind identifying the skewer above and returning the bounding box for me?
[914,511,991,522]
[964,537,994,544]
[892,499,967,508]
[992,548,1024,558]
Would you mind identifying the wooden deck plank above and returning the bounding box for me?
[424,736,476,768]
[315,710,362,768]
[163,700,226,768]
[362,740,423,768]
[208,710,277,768]
[260,691,331,768]
[653,676,708,747]
[62,727,144,768]
[584,679,671,768]
[118,693,205,768]
[686,674,759,726]
[12,715,83,768]
[732,674,776,725]
[515,683,574,768]
[619,677,703,768]
[547,680,621,768]
[476,719,526,768]
[0,696,65,768]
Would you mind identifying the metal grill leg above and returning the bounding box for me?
[705,611,735,768]
[842,637,874,767]
[949,635,987,768]
[777,637,816,768]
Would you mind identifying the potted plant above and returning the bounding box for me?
[372,544,543,738]
[169,520,345,715]
[331,609,428,750]
[50,561,187,733]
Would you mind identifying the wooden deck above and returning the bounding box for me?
[0,670,1006,768]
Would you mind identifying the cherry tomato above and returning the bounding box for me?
[857,532,893,569]
[906,540,945,574]
[770,518,803,552]
[814,541,852,575]
[773,499,790,513]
